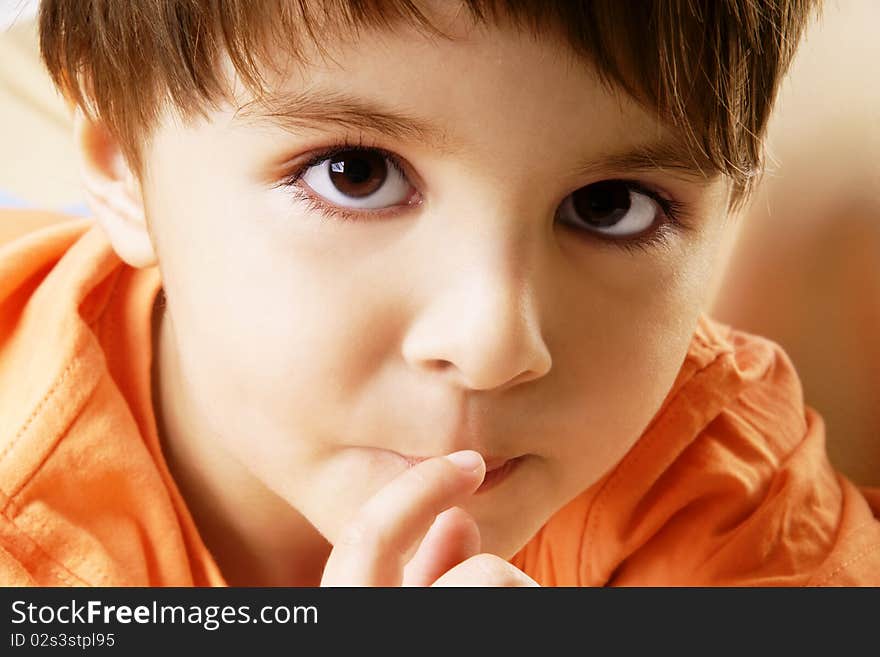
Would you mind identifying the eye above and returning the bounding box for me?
[556,180,664,238]
[298,148,414,210]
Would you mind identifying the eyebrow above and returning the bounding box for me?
[578,139,720,183]
[233,88,452,150]
[235,89,719,182]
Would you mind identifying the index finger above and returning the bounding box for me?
[321,450,485,586]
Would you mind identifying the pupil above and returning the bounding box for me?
[328,150,387,198]
[572,181,631,227]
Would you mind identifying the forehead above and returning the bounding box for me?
[246,18,603,136]
[225,13,715,184]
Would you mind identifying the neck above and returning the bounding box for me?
[150,292,331,586]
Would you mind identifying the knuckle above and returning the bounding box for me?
[472,553,505,576]
[422,457,463,489]
[471,554,535,586]
[337,518,376,550]
[336,517,405,562]
[401,458,459,499]
[405,463,433,489]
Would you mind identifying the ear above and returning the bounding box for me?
[74,108,157,268]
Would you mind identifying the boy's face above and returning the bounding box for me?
[142,8,730,559]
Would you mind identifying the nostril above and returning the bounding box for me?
[426,359,454,372]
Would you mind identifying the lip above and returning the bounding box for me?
[397,452,524,494]
[399,453,513,472]
[475,456,523,494]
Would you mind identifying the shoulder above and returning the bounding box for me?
[695,314,812,465]
[0,211,111,485]
[0,208,87,249]
[806,479,880,586]
[611,314,880,585]
[645,313,808,461]
[0,215,185,586]
[519,314,880,586]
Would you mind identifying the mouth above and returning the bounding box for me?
[399,453,524,494]
[474,455,523,493]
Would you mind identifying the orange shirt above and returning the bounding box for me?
[1,211,878,586]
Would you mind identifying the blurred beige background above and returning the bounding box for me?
[708,0,880,485]
[0,0,80,209]
[1,1,877,484]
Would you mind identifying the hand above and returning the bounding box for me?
[320,450,538,587]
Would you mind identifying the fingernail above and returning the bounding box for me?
[445,450,484,472]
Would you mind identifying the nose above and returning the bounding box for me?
[401,247,552,392]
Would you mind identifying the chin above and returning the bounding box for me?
[474,520,536,561]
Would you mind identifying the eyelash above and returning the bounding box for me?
[276,139,692,255]
[277,135,413,221]
[575,181,691,256]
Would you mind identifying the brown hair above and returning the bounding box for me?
[38,0,818,205]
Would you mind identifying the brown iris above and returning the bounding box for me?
[327,150,388,198]
[571,181,632,228]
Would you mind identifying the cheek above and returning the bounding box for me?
[143,154,409,507]
[546,236,718,485]
[157,228,402,445]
